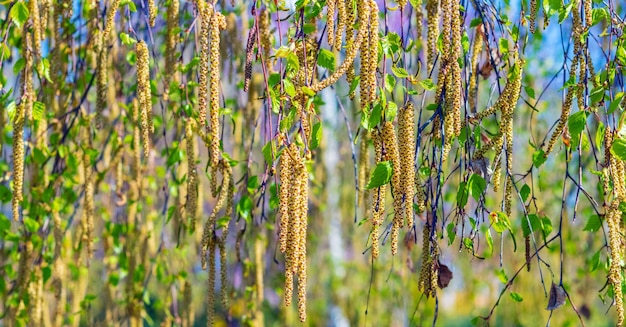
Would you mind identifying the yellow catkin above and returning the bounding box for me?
[418,225,432,296]
[163,0,179,101]
[327,0,336,48]
[7,240,32,322]
[399,103,416,227]
[207,238,216,327]
[136,41,152,158]
[95,0,121,127]
[607,200,624,326]
[286,145,303,274]
[529,0,537,33]
[468,25,483,113]
[346,0,357,98]
[426,0,439,73]
[209,12,227,169]
[52,210,66,326]
[148,0,157,26]
[186,120,198,231]
[584,0,592,27]
[201,161,231,269]
[335,0,346,51]
[310,0,370,92]
[371,129,386,259]
[285,269,294,307]
[383,122,402,255]
[12,103,25,221]
[220,163,234,310]
[183,280,193,327]
[278,145,293,253]
[254,237,266,326]
[545,9,581,155]
[259,8,272,73]
[359,7,372,109]
[197,2,212,128]
[366,0,379,105]
[296,154,308,322]
[29,0,42,59]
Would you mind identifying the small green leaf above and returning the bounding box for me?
[310,122,323,150]
[495,268,508,284]
[610,138,626,161]
[583,214,602,232]
[567,111,588,138]
[532,149,547,167]
[283,79,296,97]
[609,93,624,114]
[262,142,273,165]
[10,2,29,29]
[317,48,336,71]
[366,161,392,189]
[119,32,137,45]
[524,85,536,99]
[419,79,436,91]
[301,86,315,97]
[236,196,253,222]
[520,184,530,202]
[510,292,523,302]
[32,101,45,121]
[456,181,469,207]
[592,8,609,26]
[391,66,409,78]
[468,173,486,201]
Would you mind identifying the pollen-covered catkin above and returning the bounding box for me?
[310,0,370,92]
[607,200,624,326]
[136,41,152,158]
[529,0,537,33]
[12,104,25,221]
[197,2,212,128]
[335,0,346,51]
[469,26,483,113]
[366,0,380,105]
[148,0,157,26]
[29,0,42,59]
[426,0,439,73]
[163,0,179,101]
[279,145,293,253]
[82,126,95,259]
[399,103,416,227]
[383,122,403,255]
[185,120,198,231]
[209,12,227,169]
[327,0,336,48]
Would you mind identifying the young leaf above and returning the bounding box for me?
[366,161,392,189]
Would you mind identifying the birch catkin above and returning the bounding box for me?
[136,41,152,158]
[186,120,198,231]
[399,103,416,228]
[12,104,25,221]
[163,0,179,101]
[197,1,212,128]
[383,122,403,255]
[209,12,227,168]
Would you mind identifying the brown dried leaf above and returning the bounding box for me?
[437,262,453,289]
[546,282,566,310]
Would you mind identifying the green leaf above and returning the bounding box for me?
[498,38,508,54]
[262,142,273,165]
[521,214,541,237]
[543,0,561,17]
[13,58,25,75]
[456,181,469,207]
[283,79,296,97]
[310,122,322,150]
[520,184,530,202]
[317,48,336,71]
[495,268,508,284]
[10,2,29,29]
[447,223,456,245]
[366,161,392,189]
[589,85,605,104]
[592,8,609,26]
[236,196,253,222]
[524,85,536,99]
[419,78,436,91]
[617,46,626,65]
[37,58,51,82]
[391,66,409,78]
[610,138,626,161]
[470,18,482,27]
[301,86,315,97]
[583,215,602,232]
[32,101,45,121]
[609,93,624,114]
[24,217,40,233]
[0,213,10,234]
[510,292,523,302]
[119,32,137,45]
[532,149,547,167]
[468,173,486,201]
[567,111,588,138]
[485,229,493,255]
